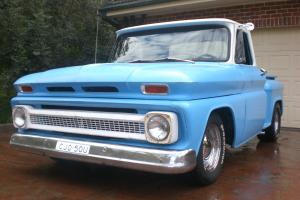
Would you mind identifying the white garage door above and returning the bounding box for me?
[252,27,300,128]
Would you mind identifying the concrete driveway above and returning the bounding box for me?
[0,125,299,200]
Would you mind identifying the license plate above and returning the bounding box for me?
[55,141,90,155]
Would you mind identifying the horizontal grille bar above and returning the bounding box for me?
[41,105,137,114]
[30,114,145,134]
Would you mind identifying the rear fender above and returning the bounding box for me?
[263,79,283,129]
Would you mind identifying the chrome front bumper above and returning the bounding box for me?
[10,133,196,174]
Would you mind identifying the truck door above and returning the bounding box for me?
[235,29,267,141]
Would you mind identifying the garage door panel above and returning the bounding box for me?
[295,81,300,96]
[282,104,289,125]
[255,55,269,69]
[279,79,290,99]
[267,55,291,76]
[253,27,300,128]
[293,55,300,72]
[255,56,264,67]
[294,108,300,124]
[289,102,300,127]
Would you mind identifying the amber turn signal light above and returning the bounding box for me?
[19,85,33,93]
[142,85,168,95]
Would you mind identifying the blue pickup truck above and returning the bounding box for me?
[10,18,283,185]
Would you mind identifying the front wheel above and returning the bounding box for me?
[191,113,226,186]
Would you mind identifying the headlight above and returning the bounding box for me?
[13,107,27,128]
[147,115,170,141]
[145,112,178,144]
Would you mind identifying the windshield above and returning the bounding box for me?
[111,26,230,63]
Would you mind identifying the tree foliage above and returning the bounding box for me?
[0,0,115,123]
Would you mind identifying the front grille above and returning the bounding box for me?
[30,114,145,134]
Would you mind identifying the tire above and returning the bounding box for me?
[191,113,226,186]
[258,103,281,142]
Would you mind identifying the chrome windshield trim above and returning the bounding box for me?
[10,133,196,174]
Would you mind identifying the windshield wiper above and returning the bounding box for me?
[129,59,153,63]
[129,57,195,63]
[153,57,195,63]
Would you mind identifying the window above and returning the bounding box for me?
[235,30,253,65]
[111,26,230,63]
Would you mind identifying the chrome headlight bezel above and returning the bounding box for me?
[144,112,178,144]
[12,107,27,129]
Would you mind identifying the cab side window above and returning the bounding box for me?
[235,30,253,65]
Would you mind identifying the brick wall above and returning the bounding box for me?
[144,0,300,28]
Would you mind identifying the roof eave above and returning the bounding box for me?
[100,0,173,12]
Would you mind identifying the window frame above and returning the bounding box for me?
[110,25,232,63]
[235,29,253,65]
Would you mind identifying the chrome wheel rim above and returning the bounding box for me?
[202,124,221,172]
[274,111,279,134]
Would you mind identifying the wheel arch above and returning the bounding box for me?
[190,99,241,154]
[210,107,236,147]
[275,100,283,115]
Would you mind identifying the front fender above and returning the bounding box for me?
[184,94,246,154]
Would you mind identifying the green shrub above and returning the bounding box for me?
[0,0,115,123]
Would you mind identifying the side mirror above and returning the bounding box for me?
[240,23,255,31]
[245,23,255,31]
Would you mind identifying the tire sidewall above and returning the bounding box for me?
[257,103,282,142]
[193,113,226,184]
[272,104,281,136]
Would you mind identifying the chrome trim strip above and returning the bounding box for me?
[14,105,146,141]
[10,133,196,174]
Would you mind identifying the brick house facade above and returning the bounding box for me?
[145,1,300,28]
[101,0,300,128]
[101,0,300,29]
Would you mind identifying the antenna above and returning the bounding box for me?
[94,9,100,63]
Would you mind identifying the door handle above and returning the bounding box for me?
[260,68,267,76]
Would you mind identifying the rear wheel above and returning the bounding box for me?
[191,113,226,186]
[258,103,281,142]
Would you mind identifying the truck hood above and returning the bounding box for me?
[15,62,246,100]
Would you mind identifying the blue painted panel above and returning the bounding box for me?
[15,62,247,100]
[12,93,247,153]
[263,79,283,128]
[12,59,283,153]
[238,64,267,140]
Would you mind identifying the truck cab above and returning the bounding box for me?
[10,18,283,185]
